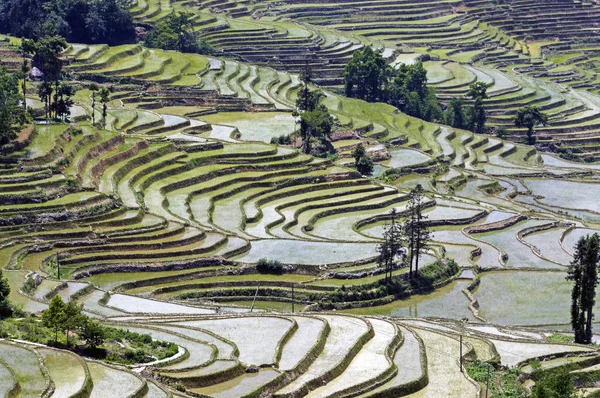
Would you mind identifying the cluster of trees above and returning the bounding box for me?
[444,82,489,134]
[144,11,213,55]
[344,47,442,122]
[0,66,29,145]
[22,35,78,121]
[294,71,336,157]
[42,296,105,348]
[0,0,135,44]
[377,185,431,282]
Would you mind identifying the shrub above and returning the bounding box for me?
[256,258,284,275]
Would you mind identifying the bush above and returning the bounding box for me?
[256,258,284,275]
[270,134,292,145]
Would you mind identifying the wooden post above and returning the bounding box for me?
[485,364,490,397]
[291,283,295,313]
[459,335,463,372]
[250,283,260,312]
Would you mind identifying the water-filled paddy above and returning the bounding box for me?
[385,149,431,168]
[345,280,475,320]
[474,271,600,325]
[524,179,600,213]
[233,239,378,265]
[473,219,564,269]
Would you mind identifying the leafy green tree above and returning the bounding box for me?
[531,367,576,398]
[0,0,135,44]
[294,73,334,155]
[63,300,84,346]
[567,233,600,344]
[29,35,67,119]
[445,98,467,130]
[406,185,431,278]
[79,318,105,349]
[377,209,405,283]
[0,66,27,145]
[301,105,334,155]
[0,270,11,317]
[466,82,489,134]
[85,0,136,44]
[42,295,66,342]
[55,84,75,121]
[145,11,213,54]
[344,51,441,122]
[352,143,374,176]
[515,105,548,145]
[21,39,36,112]
[344,46,389,102]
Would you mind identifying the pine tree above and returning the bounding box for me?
[567,233,600,344]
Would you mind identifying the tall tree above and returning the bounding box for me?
[406,185,431,278]
[466,82,489,134]
[30,35,67,119]
[21,39,36,113]
[567,233,600,344]
[445,98,467,130]
[42,295,66,342]
[344,46,389,102]
[99,87,110,129]
[0,270,11,317]
[293,73,334,155]
[352,143,374,176]
[63,300,83,346]
[515,105,548,145]
[89,83,99,125]
[377,209,405,283]
[0,66,27,145]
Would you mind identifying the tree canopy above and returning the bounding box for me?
[567,233,600,344]
[294,73,335,156]
[352,143,374,176]
[0,270,11,317]
[344,48,442,122]
[0,66,28,145]
[145,11,213,54]
[0,0,135,44]
[515,105,549,145]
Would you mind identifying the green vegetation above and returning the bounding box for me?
[145,11,213,55]
[0,66,27,145]
[515,106,549,145]
[567,233,600,344]
[294,72,335,156]
[0,0,135,44]
[256,258,284,275]
[352,143,373,176]
[0,270,11,317]
[345,47,441,122]
[2,1,600,396]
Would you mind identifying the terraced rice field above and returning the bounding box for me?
[7,0,600,395]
